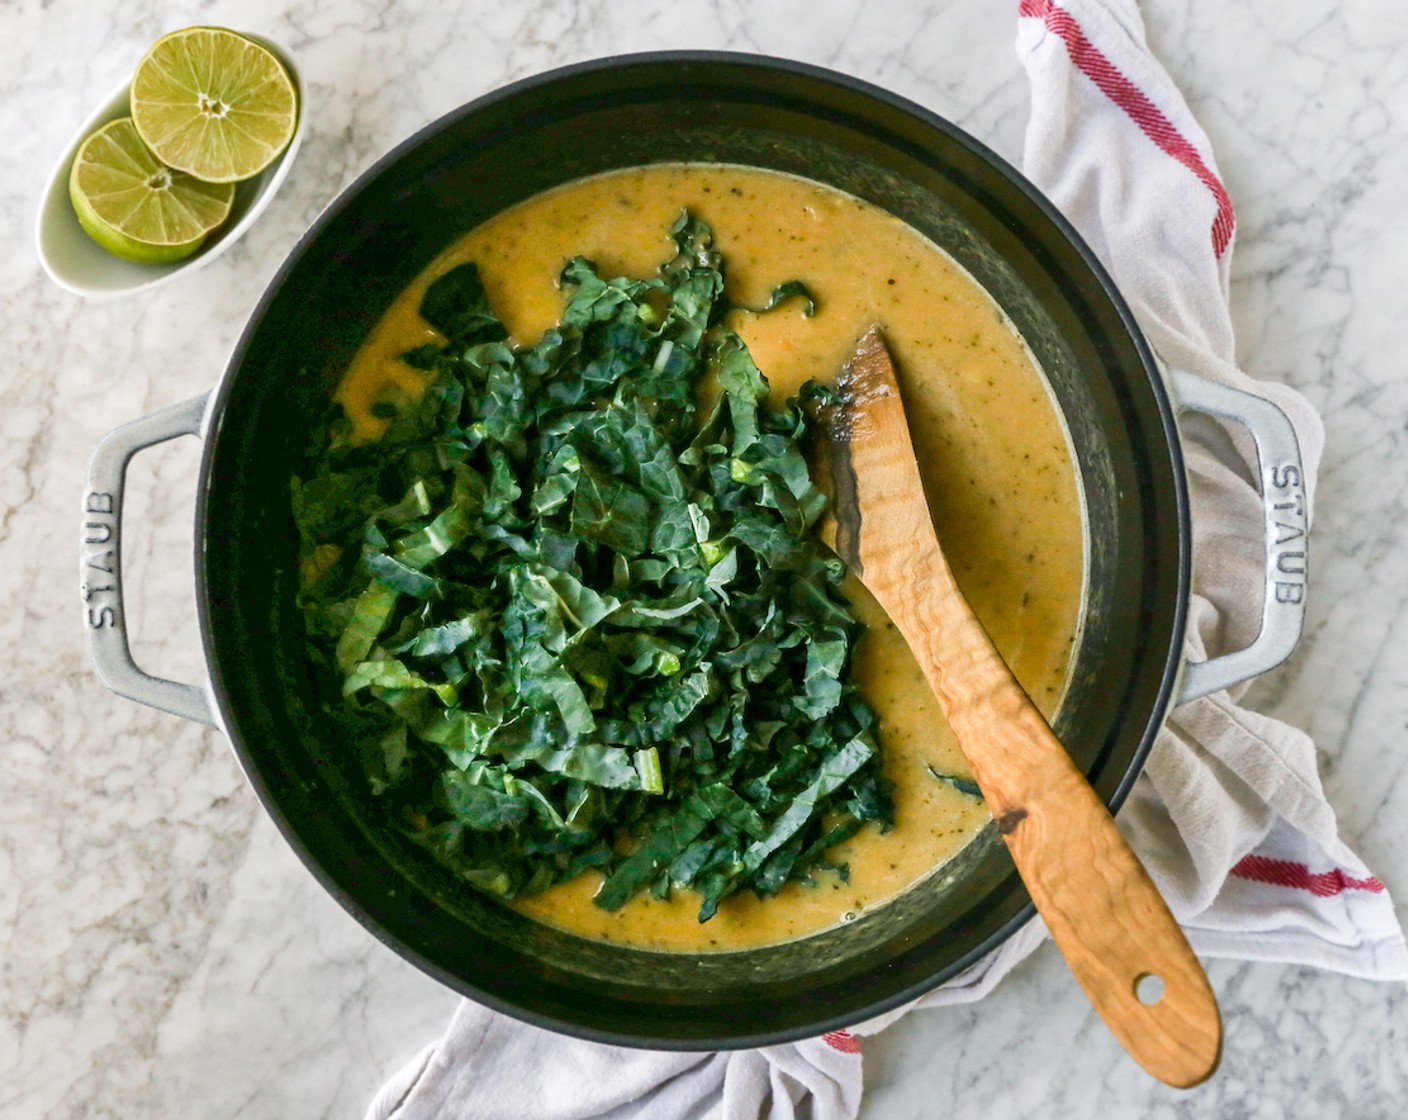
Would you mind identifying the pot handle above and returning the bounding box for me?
[1169,368,1307,704]
[81,394,217,727]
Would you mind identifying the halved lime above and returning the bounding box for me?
[130,27,298,184]
[69,117,235,264]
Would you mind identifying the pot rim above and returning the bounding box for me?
[194,49,1191,1048]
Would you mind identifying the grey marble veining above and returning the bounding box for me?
[1,1,1404,1118]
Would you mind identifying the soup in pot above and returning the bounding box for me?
[323,163,1085,952]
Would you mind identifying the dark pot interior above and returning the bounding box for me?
[197,53,1189,1047]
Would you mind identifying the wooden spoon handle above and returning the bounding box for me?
[820,326,1220,1084]
[892,545,1222,1088]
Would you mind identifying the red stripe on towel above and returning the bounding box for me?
[1018,0,1236,256]
[823,1030,862,1054]
[1230,855,1386,897]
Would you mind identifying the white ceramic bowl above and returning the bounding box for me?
[35,31,305,301]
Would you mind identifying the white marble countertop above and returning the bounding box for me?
[3,1,1405,1117]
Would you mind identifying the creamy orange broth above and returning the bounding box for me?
[336,164,1085,952]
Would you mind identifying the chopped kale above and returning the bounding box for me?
[293,212,892,922]
[926,765,983,799]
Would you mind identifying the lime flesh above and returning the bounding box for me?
[69,117,235,264]
[131,27,298,184]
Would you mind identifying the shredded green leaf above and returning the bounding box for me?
[925,764,983,799]
[293,212,892,922]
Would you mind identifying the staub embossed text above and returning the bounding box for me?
[82,491,118,629]
[1267,463,1306,606]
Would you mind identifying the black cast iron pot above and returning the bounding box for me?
[81,53,1307,1048]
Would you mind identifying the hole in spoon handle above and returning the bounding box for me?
[1134,972,1166,1005]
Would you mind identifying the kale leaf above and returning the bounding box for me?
[293,213,892,922]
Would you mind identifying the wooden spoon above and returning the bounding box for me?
[812,326,1222,1088]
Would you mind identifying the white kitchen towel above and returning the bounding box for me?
[367,3,1406,1117]
[999,0,1406,983]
